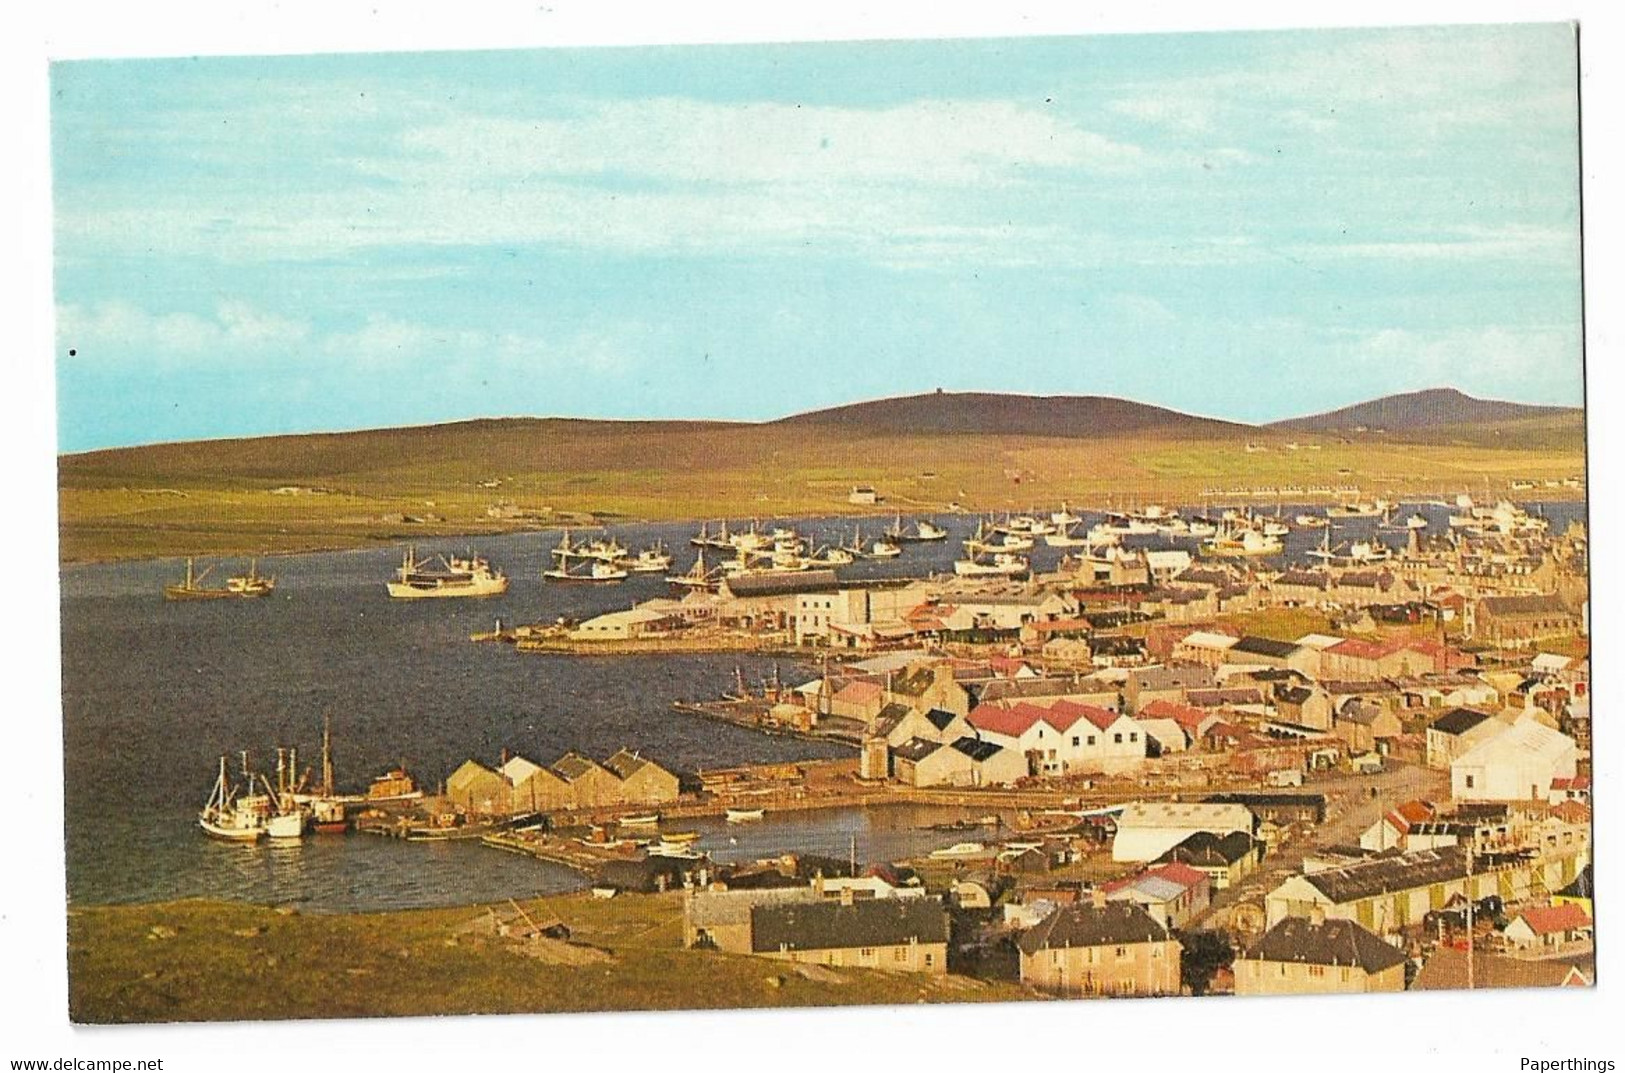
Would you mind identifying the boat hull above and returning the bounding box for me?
[199,815,265,842]
[386,578,508,598]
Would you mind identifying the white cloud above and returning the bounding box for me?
[1347,325,1583,400]
[56,299,309,359]
[392,98,1150,188]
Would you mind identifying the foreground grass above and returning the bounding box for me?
[68,895,1033,1023]
[58,420,1584,562]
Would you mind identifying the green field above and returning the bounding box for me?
[57,417,1585,562]
[67,894,1032,1023]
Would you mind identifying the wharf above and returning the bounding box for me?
[471,624,809,658]
[671,701,865,747]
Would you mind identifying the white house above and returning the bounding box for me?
[966,699,1145,776]
[1451,718,1579,803]
[1112,801,1255,863]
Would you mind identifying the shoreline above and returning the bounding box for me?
[56,490,1592,567]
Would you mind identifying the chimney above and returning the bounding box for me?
[840,884,855,907]
[1309,905,1326,927]
[1091,886,1108,909]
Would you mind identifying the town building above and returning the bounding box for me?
[750,895,949,974]
[1016,900,1182,997]
[1112,801,1255,863]
[1450,718,1579,803]
[1234,915,1407,995]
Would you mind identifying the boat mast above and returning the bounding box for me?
[322,714,334,798]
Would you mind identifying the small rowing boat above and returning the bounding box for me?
[725,808,765,823]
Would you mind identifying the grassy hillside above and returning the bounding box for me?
[58,403,1587,562]
[1270,387,1579,433]
[68,895,1032,1023]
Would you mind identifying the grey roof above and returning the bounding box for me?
[950,736,1005,762]
[552,751,608,782]
[750,897,949,953]
[1244,917,1408,974]
[686,887,818,928]
[1015,902,1171,954]
[1429,707,1492,736]
[1300,846,1491,904]
[1275,686,1314,705]
[1158,830,1257,868]
[1231,636,1301,660]
[976,677,1114,703]
[891,737,944,763]
[925,708,960,731]
[1479,594,1569,616]
[725,569,841,598]
[1131,666,1216,692]
[603,748,670,781]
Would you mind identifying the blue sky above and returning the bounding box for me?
[51,23,1583,451]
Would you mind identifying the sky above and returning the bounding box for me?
[50,22,1585,451]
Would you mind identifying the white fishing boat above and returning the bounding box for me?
[806,545,855,567]
[628,542,674,573]
[1295,513,1330,528]
[544,559,629,584]
[1084,524,1124,546]
[1043,523,1090,548]
[386,547,509,598]
[953,552,1030,578]
[619,813,661,826]
[267,809,306,840]
[884,515,948,543]
[868,539,903,559]
[1049,503,1082,528]
[1326,499,1388,519]
[667,549,721,592]
[1261,519,1291,537]
[725,808,765,823]
[929,841,991,859]
[199,755,268,842]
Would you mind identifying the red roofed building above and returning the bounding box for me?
[1549,775,1590,805]
[1138,698,1219,739]
[1503,903,1593,954]
[967,699,1145,776]
[1101,861,1213,928]
[1320,638,1435,680]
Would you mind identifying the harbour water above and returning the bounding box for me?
[60,501,1582,912]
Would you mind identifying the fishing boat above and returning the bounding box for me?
[1326,499,1388,519]
[953,552,1030,578]
[1049,503,1082,528]
[1043,523,1090,548]
[725,808,765,823]
[544,559,629,583]
[1294,513,1330,528]
[166,557,276,600]
[628,542,674,573]
[868,538,903,559]
[667,550,722,593]
[885,516,948,542]
[619,813,661,826]
[386,547,508,598]
[199,755,268,842]
[1202,527,1283,558]
[648,842,704,859]
[929,841,990,859]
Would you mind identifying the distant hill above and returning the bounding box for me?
[772,390,1249,439]
[1269,388,1579,433]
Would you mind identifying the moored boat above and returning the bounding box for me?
[386,547,508,598]
[167,557,277,600]
[199,755,268,842]
[725,808,765,823]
